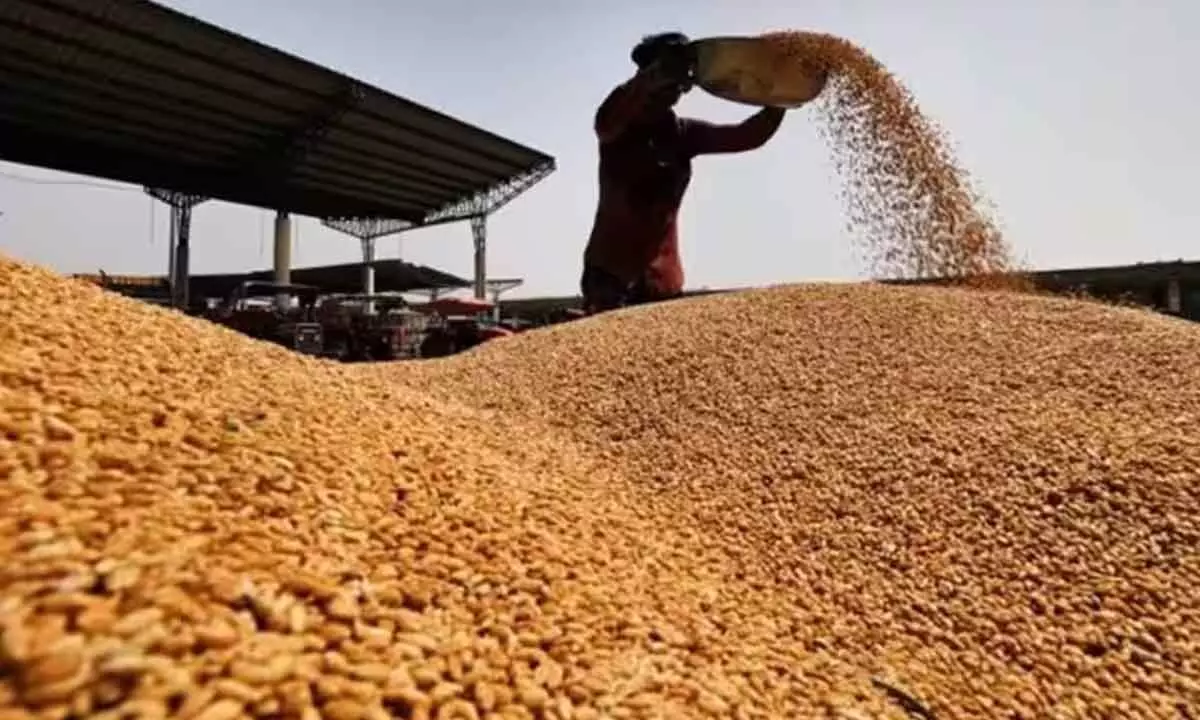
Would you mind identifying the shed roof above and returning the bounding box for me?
[0,0,555,223]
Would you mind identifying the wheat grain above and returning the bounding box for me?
[760,31,1020,285]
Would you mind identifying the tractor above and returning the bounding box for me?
[209,281,325,357]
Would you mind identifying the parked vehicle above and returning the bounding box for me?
[317,294,427,362]
[208,281,325,357]
[414,297,514,358]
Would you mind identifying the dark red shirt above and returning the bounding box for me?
[584,79,785,296]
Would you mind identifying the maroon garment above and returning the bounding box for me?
[583,78,785,300]
[580,263,676,315]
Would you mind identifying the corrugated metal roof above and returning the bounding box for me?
[0,0,555,223]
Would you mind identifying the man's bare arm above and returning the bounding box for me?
[682,107,786,156]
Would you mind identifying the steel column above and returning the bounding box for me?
[470,214,486,300]
[172,204,193,309]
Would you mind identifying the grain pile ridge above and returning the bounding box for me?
[389,284,1200,718]
[0,256,893,720]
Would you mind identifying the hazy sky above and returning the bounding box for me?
[1,0,1196,297]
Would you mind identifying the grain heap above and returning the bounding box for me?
[399,286,1200,718]
[5,254,1200,719]
[755,31,1018,283]
[0,256,886,720]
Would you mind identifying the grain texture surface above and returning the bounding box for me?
[0,259,841,720]
[393,284,1200,719]
[3,255,1200,720]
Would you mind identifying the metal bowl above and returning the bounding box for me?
[691,36,829,109]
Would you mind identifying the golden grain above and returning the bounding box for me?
[388,280,1200,718]
[229,655,294,686]
[110,608,163,639]
[19,637,84,687]
[759,30,1020,285]
[189,698,243,720]
[435,698,481,720]
[3,230,1200,720]
[211,677,262,705]
[19,663,92,708]
[321,698,368,720]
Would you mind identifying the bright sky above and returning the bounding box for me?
[0,0,1196,298]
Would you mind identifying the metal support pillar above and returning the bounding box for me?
[167,207,178,285]
[489,289,502,323]
[274,211,292,310]
[483,279,523,324]
[145,188,206,310]
[361,238,376,315]
[320,217,413,308]
[172,204,194,310]
[470,214,487,300]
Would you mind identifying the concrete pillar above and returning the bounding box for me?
[273,211,292,310]
[361,238,376,315]
[470,215,486,300]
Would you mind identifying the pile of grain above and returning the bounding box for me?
[396,285,1200,718]
[5,254,1200,719]
[0,257,875,720]
[757,31,1018,284]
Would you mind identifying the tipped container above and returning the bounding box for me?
[690,36,830,109]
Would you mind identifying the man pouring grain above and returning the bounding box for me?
[581,32,789,314]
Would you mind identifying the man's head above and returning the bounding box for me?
[631,32,693,113]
